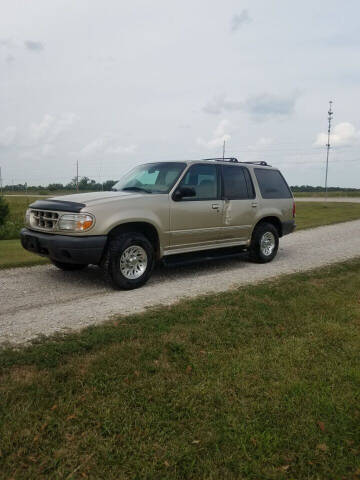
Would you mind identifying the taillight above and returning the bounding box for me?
[292,201,296,218]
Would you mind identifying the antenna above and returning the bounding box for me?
[222,140,226,160]
[324,100,333,201]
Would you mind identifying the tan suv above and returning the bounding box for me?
[21,158,296,289]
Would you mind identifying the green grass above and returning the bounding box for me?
[0,239,49,269]
[0,259,360,479]
[294,191,360,197]
[1,201,360,270]
[295,201,360,230]
[0,196,45,240]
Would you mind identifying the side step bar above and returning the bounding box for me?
[162,247,247,268]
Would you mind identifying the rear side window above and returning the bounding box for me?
[254,168,292,199]
[222,165,255,199]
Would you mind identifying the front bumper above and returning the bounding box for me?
[20,228,107,265]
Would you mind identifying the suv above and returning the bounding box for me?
[21,158,296,289]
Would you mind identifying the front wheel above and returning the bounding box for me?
[107,233,155,290]
[249,222,279,263]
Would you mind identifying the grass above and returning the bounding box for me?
[0,196,45,240]
[294,191,360,197]
[0,259,360,479]
[1,201,360,269]
[0,239,49,269]
[295,201,360,230]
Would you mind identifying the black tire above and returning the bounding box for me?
[249,222,279,263]
[107,233,155,290]
[51,260,88,271]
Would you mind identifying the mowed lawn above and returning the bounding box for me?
[1,200,360,269]
[0,259,359,479]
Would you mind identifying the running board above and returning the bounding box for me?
[162,246,247,268]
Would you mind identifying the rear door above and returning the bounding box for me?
[220,165,257,243]
[169,164,224,250]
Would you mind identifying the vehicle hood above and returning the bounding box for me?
[49,191,142,206]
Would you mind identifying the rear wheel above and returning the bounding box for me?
[51,260,88,271]
[107,233,155,290]
[249,222,279,263]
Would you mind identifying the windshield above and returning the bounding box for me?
[113,162,186,194]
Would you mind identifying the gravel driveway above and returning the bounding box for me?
[1,219,360,346]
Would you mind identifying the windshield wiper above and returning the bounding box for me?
[122,186,152,194]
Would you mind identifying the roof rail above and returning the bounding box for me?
[201,157,239,163]
[240,161,270,167]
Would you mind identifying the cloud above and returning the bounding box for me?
[203,92,298,118]
[248,137,274,150]
[197,119,232,149]
[5,54,15,64]
[231,10,252,32]
[80,133,137,157]
[315,122,360,147]
[28,113,78,145]
[0,126,17,147]
[24,40,44,52]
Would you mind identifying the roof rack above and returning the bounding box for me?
[201,157,239,163]
[200,158,271,167]
[240,161,270,167]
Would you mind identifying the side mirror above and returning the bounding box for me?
[173,186,196,201]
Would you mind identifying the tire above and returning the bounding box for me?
[51,260,88,271]
[107,233,155,290]
[249,222,279,263]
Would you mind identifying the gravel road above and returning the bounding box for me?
[1,219,360,346]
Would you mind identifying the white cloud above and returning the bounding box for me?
[0,126,17,147]
[315,122,360,147]
[80,133,137,157]
[28,113,78,144]
[248,137,274,150]
[197,120,232,149]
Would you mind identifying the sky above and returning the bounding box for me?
[0,0,360,188]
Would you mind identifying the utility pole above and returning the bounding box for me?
[222,140,226,160]
[0,166,2,195]
[76,160,79,192]
[324,100,333,201]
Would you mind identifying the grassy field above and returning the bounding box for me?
[0,196,45,241]
[0,239,49,269]
[294,191,360,197]
[0,259,359,479]
[1,200,360,269]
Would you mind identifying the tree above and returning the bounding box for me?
[0,196,9,227]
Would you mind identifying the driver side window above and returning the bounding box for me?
[179,164,219,200]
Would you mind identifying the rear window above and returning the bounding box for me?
[254,168,292,199]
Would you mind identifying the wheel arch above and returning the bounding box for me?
[253,216,283,238]
[107,221,161,258]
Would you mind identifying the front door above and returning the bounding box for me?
[169,164,224,251]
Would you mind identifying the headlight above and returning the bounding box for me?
[58,214,94,232]
[25,208,31,225]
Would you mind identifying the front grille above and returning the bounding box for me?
[30,209,60,231]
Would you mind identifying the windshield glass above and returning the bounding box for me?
[113,162,186,194]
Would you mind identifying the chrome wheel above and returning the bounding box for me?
[119,245,148,280]
[260,231,276,257]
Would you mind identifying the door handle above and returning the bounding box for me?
[251,202,258,208]
[212,203,220,210]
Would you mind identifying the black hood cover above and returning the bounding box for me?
[29,199,86,213]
